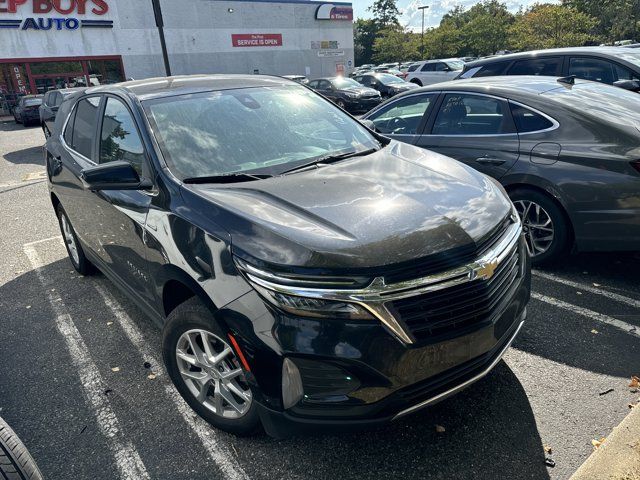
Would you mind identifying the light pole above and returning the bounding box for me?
[418,5,429,60]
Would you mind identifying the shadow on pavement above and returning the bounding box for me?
[2,145,44,167]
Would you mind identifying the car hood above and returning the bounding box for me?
[343,86,379,96]
[184,142,512,271]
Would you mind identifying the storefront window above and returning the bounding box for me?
[87,59,125,85]
[30,61,83,75]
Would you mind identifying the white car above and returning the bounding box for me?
[406,59,465,86]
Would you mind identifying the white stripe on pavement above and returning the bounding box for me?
[24,245,150,480]
[23,235,63,247]
[93,282,250,480]
[533,271,640,309]
[531,292,640,338]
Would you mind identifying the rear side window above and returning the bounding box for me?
[434,63,448,72]
[99,97,145,174]
[568,57,615,84]
[69,97,101,158]
[421,63,436,72]
[63,108,75,145]
[408,64,419,72]
[510,104,554,133]
[432,94,515,135]
[473,62,510,77]
[508,57,563,76]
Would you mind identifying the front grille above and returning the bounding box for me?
[382,215,512,284]
[388,240,520,342]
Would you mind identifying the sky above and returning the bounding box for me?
[351,0,561,30]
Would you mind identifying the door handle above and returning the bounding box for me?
[475,156,505,166]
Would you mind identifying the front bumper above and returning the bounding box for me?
[343,96,382,112]
[220,237,531,438]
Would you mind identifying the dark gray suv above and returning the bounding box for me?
[362,76,640,263]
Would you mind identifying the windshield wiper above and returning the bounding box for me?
[281,148,380,175]
[182,172,272,184]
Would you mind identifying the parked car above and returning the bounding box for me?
[458,47,640,92]
[40,88,82,137]
[307,76,381,112]
[373,67,406,78]
[46,75,530,438]
[362,76,640,263]
[281,75,309,85]
[13,95,43,126]
[406,59,465,86]
[353,72,418,98]
[378,62,400,69]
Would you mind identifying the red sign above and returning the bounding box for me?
[232,33,283,48]
[315,4,353,21]
[0,0,109,15]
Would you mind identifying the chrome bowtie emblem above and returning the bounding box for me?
[473,258,500,280]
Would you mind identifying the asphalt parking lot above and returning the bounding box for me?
[1,118,639,480]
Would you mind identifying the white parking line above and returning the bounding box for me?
[531,292,640,338]
[533,271,640,309]
[24,245,150,480]
[23,235,63,247]
[93,282,250,480]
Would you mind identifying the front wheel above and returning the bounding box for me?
[509,188,570,265]
[163,297,260,436]
[410,78,422,86]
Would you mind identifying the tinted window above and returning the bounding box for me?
[145,86,378,179]
[569,57,615,84]
[99,98,145,174]
[434,63,448,72]
[508,57,563,76]
[308,80,319,89]
[369,94,434,135]
[421,63,436,72]
[613,63,640,81]
[474,62,510,77]
[432,94,514,135]
[63,108,75,145]
[408,64,419,72]
[70,97,101,158]
[510,104,554,133]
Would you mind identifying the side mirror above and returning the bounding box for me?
[81,161,152,191]
[613,79,640,92]
[360,119,378,132]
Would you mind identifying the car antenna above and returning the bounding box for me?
[557,75,576,87]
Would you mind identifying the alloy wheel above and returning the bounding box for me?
[513,200,554,257]
[60,213,80,265]
[176,329,252,419]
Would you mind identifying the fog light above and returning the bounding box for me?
[282,358,303,409]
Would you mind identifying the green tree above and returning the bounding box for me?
[423,23,464,58]
[461,1,514,56]
[510,4,598,50]
[372,26,420,62]
[564,0,640,42]
[368,0,400,28]
[354,18,378,65]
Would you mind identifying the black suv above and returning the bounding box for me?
[459,47,640,92]
[45,75,530,438]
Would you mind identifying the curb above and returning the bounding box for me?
[570,403,640,480]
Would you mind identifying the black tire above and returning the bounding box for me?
[336,99,346,110]
[410,78,422,86]
[509,188,571,265]
[55,204,94,275]
[162,297,260,436]
[0,416,44,480]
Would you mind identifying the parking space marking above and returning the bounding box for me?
[93,282,250,480]
[533,271,640,309]
[24,244,151,480]
[22,235,62,247]
[532,292,640,338]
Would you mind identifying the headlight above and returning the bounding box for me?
[234,257,374,320]
[344,91,359,98]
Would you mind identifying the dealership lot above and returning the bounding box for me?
[0,119,639,479]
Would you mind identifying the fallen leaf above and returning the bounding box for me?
[593,283,601,287]
[576,291,583,295]
[111,367,120,372]
[591,329,598,334]
[629,376,640,388]
[592,437,606,449]
[544,445,552,454]
[106,321,113,326]
[25,305,31,309]
[435,424,445,433]
[147,373,157,380]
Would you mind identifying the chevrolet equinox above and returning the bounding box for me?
[45,75,530,438]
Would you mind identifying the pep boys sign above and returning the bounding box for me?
[0,0,108,14]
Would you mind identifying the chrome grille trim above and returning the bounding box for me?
[242,217,522,344]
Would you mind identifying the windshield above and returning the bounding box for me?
[446,60,465,71]
[332,77,361,89]
[377,73,404,85]
[144,85,379,179]
[614,51,640,68]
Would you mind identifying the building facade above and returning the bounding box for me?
[0,0,354,111]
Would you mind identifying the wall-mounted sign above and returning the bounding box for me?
[232,33,282,47]
[0,0,111,30]
[315,4,353,21]
[311,40,339,50]
[318,50,344,57]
